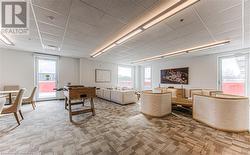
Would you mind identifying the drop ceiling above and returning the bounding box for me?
[1,0,249,64]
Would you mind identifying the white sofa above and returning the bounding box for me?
[110,90,138,105]
[96,88,111,100]
[103,89,111,101]
[193,94,249,132]
[96,88,138,105]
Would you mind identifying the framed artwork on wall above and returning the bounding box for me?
[95,69,111,83]
[161,67,189,84]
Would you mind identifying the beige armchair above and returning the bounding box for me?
[141,91,172,117]
[1,89,25,125]
[193,94,249,132]
[22,87,37,110]
[0,97,6,114]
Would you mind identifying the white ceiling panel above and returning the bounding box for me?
[43,40,60,48]
[166,7,200,30]
[123,23,173,49]
[214,28,241,41]
[194,0,241,20]
[132,0,159,9]
[41,32,61,43]
[33,6,67,28]
[3,0,247,63]
[29,19,38,31]
[12,29,40,41]
[14,38,43,52]
[32,0,72,15]
[80,0,152,23]
[38,22,64,38]
[67,14,124,40]
[70,0,109,27]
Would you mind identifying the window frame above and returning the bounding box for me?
[34,54,59,101]
[117,65,134,88]
[143,66,152,90]
[218,53,249,96]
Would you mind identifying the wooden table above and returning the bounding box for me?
[0,90,19,104]
[63,86,96,122]
[172,97,193,107]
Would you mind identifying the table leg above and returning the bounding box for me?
[90,97,95,116]
[65,97,68,110]
[9,93,12,104]
[69,99,73,122]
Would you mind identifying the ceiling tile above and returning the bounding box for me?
[38,22,64,37]
[4,0,247,63]
[32,0,71,15]
[80,0,151,23]
[33,6,67,28]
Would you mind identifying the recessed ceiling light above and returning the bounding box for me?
[47,15,55,21]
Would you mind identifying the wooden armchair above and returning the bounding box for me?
[23,87,37,110]
[1,89,25,125]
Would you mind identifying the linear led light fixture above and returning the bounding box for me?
[0,33,14,46]
[91,29,143,58]
[91,44,116,58]
[116,29,143,44]
[91,0,199,58]
[132,40,230,63]
[143,0,200,29]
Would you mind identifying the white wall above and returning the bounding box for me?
[58,57,80,98]
[0,48,80,98]
[140,48,250,91]
[80,58,118,88]
[141,54,218,90]
[0,49,35,96]
[135,65,142,90]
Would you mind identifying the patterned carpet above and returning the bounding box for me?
[0,98,250,155]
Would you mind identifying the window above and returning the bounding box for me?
[118,66,133,88]
[144,67,152,90]
[35,55,58,100]
[219,54,248,96]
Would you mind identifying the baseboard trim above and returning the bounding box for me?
[36,98,64,102]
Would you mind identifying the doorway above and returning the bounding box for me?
[35,56,58,100]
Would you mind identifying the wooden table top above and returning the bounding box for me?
[0,90,19,94]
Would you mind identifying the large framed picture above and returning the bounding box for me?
[95,69,111,83]
[161,67,189,84]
